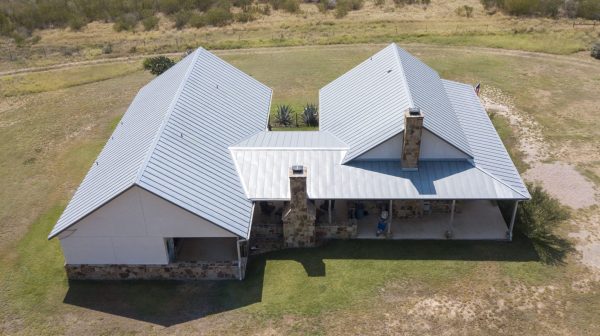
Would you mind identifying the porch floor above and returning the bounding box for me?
[356,200,509,240]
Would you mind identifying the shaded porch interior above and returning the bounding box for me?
[171,237,238,262]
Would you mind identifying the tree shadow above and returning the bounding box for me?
[63,233,541,327]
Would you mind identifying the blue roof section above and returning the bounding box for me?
[50,48,272,239]
[319,43,472,164]
[442,79,530,198]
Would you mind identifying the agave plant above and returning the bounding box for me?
[303,103,319,127]
[275,104,294,127]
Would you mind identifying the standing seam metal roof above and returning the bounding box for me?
[319,44,473,163]
[49,48,272,239]
[442,79,530,198]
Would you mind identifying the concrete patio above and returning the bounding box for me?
[355,200,509,240]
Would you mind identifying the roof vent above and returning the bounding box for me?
[291,165,304,175]
[408,107,422,116]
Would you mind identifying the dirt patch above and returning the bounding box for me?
[481,88,598,210]
[524,163,598,209]
[569,211,600,277]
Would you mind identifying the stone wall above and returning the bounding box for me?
[316,223,357,240]
[65,260,241,280]
[249,222,283,255]
[402,108,424,169]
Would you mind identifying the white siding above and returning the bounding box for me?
[59,186,236,265]
[355,130,468,161]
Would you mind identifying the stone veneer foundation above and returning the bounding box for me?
[65,260,241,280]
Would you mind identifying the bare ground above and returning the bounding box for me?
[482,89,600,278]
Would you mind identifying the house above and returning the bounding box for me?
[49,44,530,280]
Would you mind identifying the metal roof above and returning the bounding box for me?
[230,148,525,200]
[319,43,472,163]
[50,48,272,239]
[442,79,530,198]
[232,131,347,149]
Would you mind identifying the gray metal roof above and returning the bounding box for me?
[50,48,272,239]
[442,79,530,198]
[319,43,472,163]
[232,131,347,149]
[231,148,525,200]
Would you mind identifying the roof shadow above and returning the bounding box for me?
[63,233,539,327]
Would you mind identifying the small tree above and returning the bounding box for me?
[275,104,294,127]
[303,103,319,127]
[591,42,600,60]
[143,56,176,76]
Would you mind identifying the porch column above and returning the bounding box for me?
[328,200,332,225]
[388,200,393,237]
[448,200,456,237]
[508,200,519,241]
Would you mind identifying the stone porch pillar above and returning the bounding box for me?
[283,165,316,248]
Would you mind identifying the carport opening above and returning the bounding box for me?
[166,237,238,262]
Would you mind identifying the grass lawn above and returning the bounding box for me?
[1,44,599,335]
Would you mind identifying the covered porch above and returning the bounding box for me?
[314,199,518,241]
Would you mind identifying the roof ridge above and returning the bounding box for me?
[392,43,415,108]
[474,165,530,198]
[133,48,201,185]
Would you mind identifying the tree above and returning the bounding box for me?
[143,56,176,75]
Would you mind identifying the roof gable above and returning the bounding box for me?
[50,48,272,239]
[319,43,472,164]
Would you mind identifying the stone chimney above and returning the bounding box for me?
[401,107,424,170]
[283,165,316,248]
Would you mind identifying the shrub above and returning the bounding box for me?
[142,15,160,31]
[113,13,139,32]
[577,0,600,19]
[189,13,206,28]
[236,12,257,23]
[591,42,600,60]
[102,43,113,54]
[275,104,294,127]
[456,5,474,17]
[335,4,349,18]
[173,10,191,29]
[499,183,572,264]
[374,0,386,6]
[282,0,301,13]
[143,56,176,75]
[203,7,234,26]
[303,104,319,127]
[335,0,363,18]
[68,16,86,31]
[317,0,336,12]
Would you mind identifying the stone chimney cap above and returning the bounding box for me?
[291,165,305,175]
[408,107,422,117]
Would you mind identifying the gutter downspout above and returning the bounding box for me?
[508,200,520,241]
[236,238,247,280]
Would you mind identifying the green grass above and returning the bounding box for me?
[0,62,141,97]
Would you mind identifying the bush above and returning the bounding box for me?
[317,0,336,12]
[499,183,572,264]
[203,7,234,27]
[275,104,294,127]
[236,12,257,23]
[189,13,206,28]
[173,10,191,29]
[577,0,600,19]
[142,15,160,31]
[374,0,386,6]
[456,5,474,17]
[282,0,301,13]
[591,42,600,60]
[335,4,349,18]
[68,16,86,31]
[335,0,363,18]
[303,103,319,127]
[113,13,139,32]
[102,43,113,54]
[143,56,176,75]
